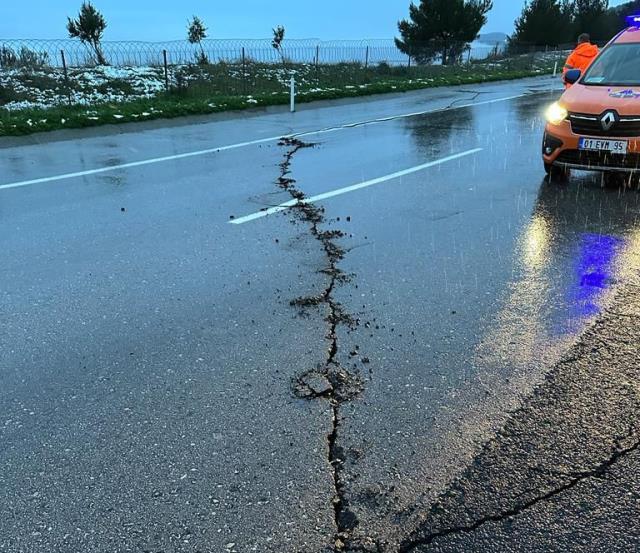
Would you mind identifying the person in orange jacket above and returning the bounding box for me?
[563,33,599,87]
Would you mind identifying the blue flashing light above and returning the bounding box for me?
[626,14,640,27]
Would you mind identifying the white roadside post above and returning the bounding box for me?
[290,76,296,113]
[553,61,558,78]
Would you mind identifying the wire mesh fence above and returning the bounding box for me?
[0,37,565,69]
[0,38,568,113]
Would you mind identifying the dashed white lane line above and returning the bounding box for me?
[0,92,527,192]
[229,148,483,225]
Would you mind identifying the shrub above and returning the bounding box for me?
[0,46,17,69]
[95,78,135,95]
[18,47,50,69]
[0,46,50,70]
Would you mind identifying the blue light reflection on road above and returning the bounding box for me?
[563,233,625,332]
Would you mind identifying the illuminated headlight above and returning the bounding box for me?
[545,102,568,125]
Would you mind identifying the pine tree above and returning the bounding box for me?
[616,0,640,17]
[603,1,640,37]
[187,16,208,65]
[272,25,286,66]
[510,0,574,48]
[611,0,640,34]
[575,0,610,40]
[395,0,493,65]
[67,2,108,65]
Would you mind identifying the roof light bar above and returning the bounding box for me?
[626,14,640,26]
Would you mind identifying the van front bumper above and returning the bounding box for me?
[543,121,640,173]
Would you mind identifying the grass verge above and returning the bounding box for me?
[0,67,552,137]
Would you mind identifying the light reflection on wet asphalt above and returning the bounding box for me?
[318,92,640,547]
[2,79,640,551]
[482,180,640,368]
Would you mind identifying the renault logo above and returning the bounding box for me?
[600,111,618,131]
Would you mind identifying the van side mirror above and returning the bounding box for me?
[564,69,581,85]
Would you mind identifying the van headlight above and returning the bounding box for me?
[545,102,568,125]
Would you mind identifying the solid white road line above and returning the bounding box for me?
[0,92,526,192]
[229,148,483,225]
[294,93,527,138]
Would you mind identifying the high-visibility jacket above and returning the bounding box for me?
[564,42,599,74]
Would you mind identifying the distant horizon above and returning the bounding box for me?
[0,32,510,44]
[0,0,631,41]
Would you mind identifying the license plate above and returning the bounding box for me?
[578,137,628,154]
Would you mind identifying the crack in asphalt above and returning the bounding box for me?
[444,92,481,109]
[399,428,640,552]
[271,137,640,553]
[274,137,366,551]
[266,132,637,553]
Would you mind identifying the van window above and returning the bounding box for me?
[583,43,640,86]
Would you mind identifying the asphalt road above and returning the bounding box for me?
[2,76,640,553]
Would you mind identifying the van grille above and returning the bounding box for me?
[569,112,640,138]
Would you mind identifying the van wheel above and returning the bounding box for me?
[602,172,622,188]
[603,171,637,189]
[545,163,569,182]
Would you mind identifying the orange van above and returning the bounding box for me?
[543,19,640,176]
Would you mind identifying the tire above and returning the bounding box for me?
[603,171,636,189]
[545,163,569,182]
[602,171,622,188]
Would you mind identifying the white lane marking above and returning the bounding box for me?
[0,92,527,191]
[0,135,281,191]
[294,93,527,138]
[230,148,483,225]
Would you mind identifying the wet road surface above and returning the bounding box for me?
[2,76,640,552]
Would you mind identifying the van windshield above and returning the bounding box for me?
[583,43,640,86]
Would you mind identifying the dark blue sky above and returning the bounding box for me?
[0,0,631,40]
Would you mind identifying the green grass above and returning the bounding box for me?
[0,61,559,137]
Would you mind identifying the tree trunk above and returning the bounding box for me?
[93,40,106,65]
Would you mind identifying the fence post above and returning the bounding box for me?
[407,48,412,69]
[364,45,369,69]
[60,50,72,106]
[290,76,296,113]
[315,44,320,71]
[242,47,247,96]
[163,49,169,92]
